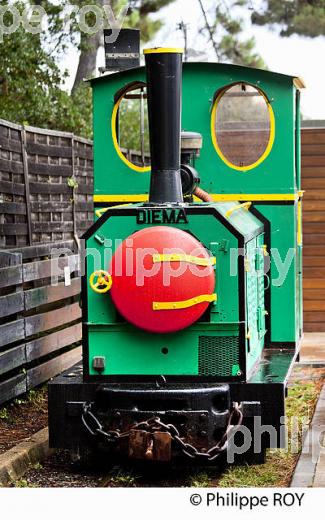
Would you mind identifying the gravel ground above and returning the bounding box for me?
[7,364,324,488]
[0,387,47,455]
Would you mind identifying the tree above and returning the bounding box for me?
[197,0,266,68]
[0,0,176,137]
[251,0,325,38]
[33,0,177,93]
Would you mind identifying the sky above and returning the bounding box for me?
[63,0,325,120]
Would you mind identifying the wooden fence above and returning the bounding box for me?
[0,241,82,405]
[0,119,93,405]
[0,118,93,248]
[301,124,325,332]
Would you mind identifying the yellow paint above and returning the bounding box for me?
[144,48,183,54]
[153,293,217,311]
[95,203,131,218]
[152,253,216,267]
[94,193,301,203]
[225,201,252,218]
[89,270,112,294]
[95,207,109,218]
[263,245,269,257]
[210,193,301,201]
[297,199,302,246]
[293,77,306,90]
[111,88,151,173]
[211,83,275,172]
[93,194,148,203]
[245,258,251,272]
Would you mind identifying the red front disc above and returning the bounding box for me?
[109,226,215,334]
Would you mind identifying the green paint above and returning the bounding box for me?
[91,62,298,198]
[85,60,302,381]
[231,364,240,377]
[85,205,266,378]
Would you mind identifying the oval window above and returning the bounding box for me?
[112,84,151,172]
[211,83,275,171]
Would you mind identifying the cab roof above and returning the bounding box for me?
[89,61,305,89]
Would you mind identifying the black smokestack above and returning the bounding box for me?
[144,49,183,204]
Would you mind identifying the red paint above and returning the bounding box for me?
[109,226,215,334]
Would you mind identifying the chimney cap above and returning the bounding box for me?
[144,47,184,55]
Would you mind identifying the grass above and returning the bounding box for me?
[175,380,321,489]
[188,471,215,488]
[103,467,141,487]
[14,479,33,488]
[215,380,320,487]
[13,387,47,407]
[0,386,47,422]
[0,408,9,421]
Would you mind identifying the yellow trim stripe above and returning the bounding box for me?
[94,195,147,203]
[144,48,183,54]
[297,199,302,246]
[152,254,216,267]
[153,293,217,311]
[93,193,303,203]
[211,83,275,172]
[95,203,131,218]
[111,87,151,173]
[225,202,252,218]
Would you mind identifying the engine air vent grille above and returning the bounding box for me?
[198,335,240,377]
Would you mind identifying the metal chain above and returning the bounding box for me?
[81,402,243,461]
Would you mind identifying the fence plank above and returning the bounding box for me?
[9,240,76,260]
[24,278,81,310]
[23,254,79,282]
[29,181,72,195]
[0,319,25,348]
[31,222,74,233]
[0,180,25,196]
[0,136,22,153]
[26,142,72,158]
[0,345,26,376]
[0,291,24,318]
[0,224,27,236]
[28,162,72,176]
[0,158,24,174]
[0,202,26,215]
[0,264,22,288]
[26,323,82,362]
[26,346,82,389]
[0,251,22,268]
[0,374,26,406]
[25,302,81,337]
[21,127,32,245]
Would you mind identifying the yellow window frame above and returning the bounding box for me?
[111,82,151,173]
[211,82,275,172]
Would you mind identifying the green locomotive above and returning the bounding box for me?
[49,30,304,464]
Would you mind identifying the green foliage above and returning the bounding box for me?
[118,89,150,154]
[0,0,175,137]
[0,2,93,137]
[198,0,266,68]
[0,408,9,420]
[128,0,176,41]
[251,0,325,38]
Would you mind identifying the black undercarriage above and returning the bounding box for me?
[48,348,297,465]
